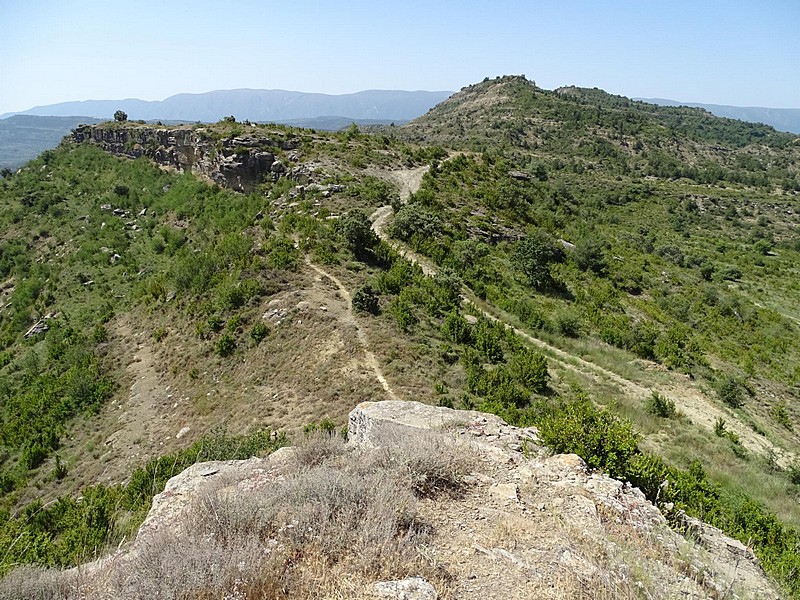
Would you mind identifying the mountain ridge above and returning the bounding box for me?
[0,88,453,123]
[637,97,800,134]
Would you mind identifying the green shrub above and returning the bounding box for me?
[352,284,380,315]
[716,375,744,408]
[215,332,236,357]
[788,463,800,485]
[771,402,792,430]
[512,229,565,289]
[442,310,472,344]
[645,392,676,418]
[537,395,639,480]
[249,322,270,344]
[508,347,549,394]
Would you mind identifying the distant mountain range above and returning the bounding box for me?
[637,98,800,134]
[0,89,453,123]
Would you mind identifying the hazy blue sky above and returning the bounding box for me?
[1,0,797,114]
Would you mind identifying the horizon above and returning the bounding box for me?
[1,1,798,114]
[5,83,800,120]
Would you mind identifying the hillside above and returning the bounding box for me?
[2,79,800,597]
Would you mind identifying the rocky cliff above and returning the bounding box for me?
[70,124,301,193]
[4,401,782,599]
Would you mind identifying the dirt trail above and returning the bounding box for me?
[370,166,794,466]
[305,258,399,401]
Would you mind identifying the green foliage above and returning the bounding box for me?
[716,375,745,408]
[442,310,472,344]
[113,110,127,122]
[0,323,114,472]
[645,392,676,419]
[772,402,792,430]
[249,322,270,345]
[337,209,378,257]
[512,230,564,289]
[388,290,418,332]
[352,284,380,315]
[0,429,285,576]
[388,203,441,242]
[537,394,640,479]
[508,347,549,393]
[215,332,236,357]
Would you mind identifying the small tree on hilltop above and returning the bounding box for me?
[114,110,128,122]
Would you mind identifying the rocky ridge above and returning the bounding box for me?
[70,124,301,193]
[40,401,781,599]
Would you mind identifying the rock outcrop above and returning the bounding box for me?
[70,125,300,193]
[49,401,783,599]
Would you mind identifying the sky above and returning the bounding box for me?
[1,0,798,114]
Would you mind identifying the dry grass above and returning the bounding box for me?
[0,566,78,600]
[2,430,472,599]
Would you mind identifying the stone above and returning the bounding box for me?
[24,319,49,338]
[374,577,437,600]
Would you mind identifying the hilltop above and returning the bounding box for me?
[1,77,800,597]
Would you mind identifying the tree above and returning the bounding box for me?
[352,284,380,315]
[512,230,564,289]
[338,209,377,257]
[113,110,128,122]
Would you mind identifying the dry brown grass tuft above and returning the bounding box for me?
[101,432,465,599]
[362,430,476,497]
[1,429,475,599]
[0,565,78,600]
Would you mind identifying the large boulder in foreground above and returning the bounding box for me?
[5,401,782,600]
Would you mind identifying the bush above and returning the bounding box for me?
[538,395,640,480]
[215,332,236,357]
[337,209,377,257]
[249,322,270,345]
[508,347,549,394]
[352,284,380,315]
[512,229,564,289]
[442,310,472,344]
[645,392,676,418]
[716,375,744,408]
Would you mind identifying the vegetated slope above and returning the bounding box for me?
[400,75,800,191]
[2,84,800,596]
[379,76,800,587]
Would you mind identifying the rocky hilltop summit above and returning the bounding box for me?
[5,402,781,599]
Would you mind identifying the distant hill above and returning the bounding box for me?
[0,89,452,123]
[637,98,800,134]
[0,115,102,170]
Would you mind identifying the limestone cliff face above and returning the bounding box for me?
[70,124,300,193]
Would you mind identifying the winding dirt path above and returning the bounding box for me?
[305,258,399,401]
[369,166,794,466]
